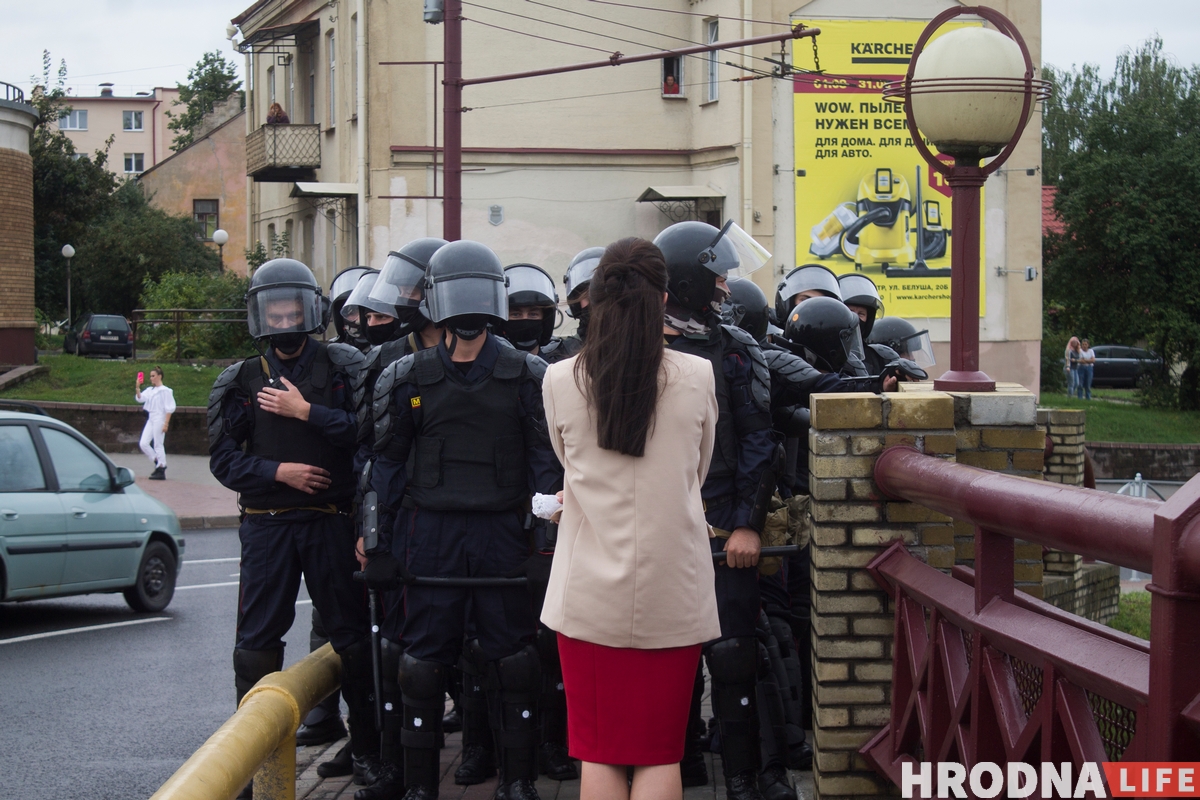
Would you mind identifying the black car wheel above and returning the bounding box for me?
[124,541,177,612]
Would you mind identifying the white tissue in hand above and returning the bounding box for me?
[532,493,563,520]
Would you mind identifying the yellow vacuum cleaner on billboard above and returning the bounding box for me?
[794,18,984,319]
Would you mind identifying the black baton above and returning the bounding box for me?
[713,545,800,562]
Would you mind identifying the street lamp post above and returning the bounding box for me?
[61,244,75,327]
[883,7,1050,392]
[213,229,229,270]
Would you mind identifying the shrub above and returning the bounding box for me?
[138,271,254,359]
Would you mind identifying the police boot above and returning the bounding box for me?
[706,638,765,800]
[680,664,709,788]
[759,765,797,800]
[233,647,285,799]
[354,639,406,800]
[338,638,385,785]
[489,646,542,800]
[398,653,445,798]
[454,640,497,785]
[298,609,347,746]
[754,634,792,800]
[535,627,576,781]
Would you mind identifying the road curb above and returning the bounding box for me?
[178,514,240,530]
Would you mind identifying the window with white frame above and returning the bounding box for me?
[706,19,719,103]
[267,66,276,107]
[285,58,295,120]
[124,153,144,174]
[662,56,684,98]
[327,30,337,127]
[59,109,88,130]
[122,110,143,131]
[194,200,218,240]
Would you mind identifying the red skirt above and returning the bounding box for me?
[557,632,702,765]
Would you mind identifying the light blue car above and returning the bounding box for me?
[0,407,184,611]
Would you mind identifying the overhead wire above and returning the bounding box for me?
[467,78,713,110]
[583,0,794,28]
[462,16,618,54]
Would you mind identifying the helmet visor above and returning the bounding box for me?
[717,222,771,279]
[837,274,883,312]
[425,272,509,324]
[897,329,936,369]
[342,273,384,318]
[371,253,428,312]
[564,256,600,300]
[330,267,371,304]
[506,265,558,306]
[779,266,842,306]
[840,324,866,368]
[248,285,324,339]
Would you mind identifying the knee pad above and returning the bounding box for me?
[398,654,445,750]
[706,637,758,686]
[491,644,541,697]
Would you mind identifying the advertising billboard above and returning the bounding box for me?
[793,18,985,318]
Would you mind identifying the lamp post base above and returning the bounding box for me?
[934,370,996,392]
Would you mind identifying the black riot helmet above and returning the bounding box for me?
[564,247,603,317]
[837,273,884,339]
[329,266,372,341]
[496,263,559,351]
[783,296,866,374]
[869,316,936,368]
[246,259,328,350]
[655,220,768,332]
[424,240,508,342]
[774,264,842,322]
[369,237,448,338]
[722,278,771,343]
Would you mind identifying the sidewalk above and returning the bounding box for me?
[107,452,240,529]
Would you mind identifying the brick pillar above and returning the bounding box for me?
[0,98,39,366]
[807,385,1043,800]
[1039,408,1087,486]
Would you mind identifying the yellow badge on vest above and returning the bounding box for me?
[410,396,422,408]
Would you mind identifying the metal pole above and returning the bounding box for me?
[218,244,225,270]
[443,0,463,241]
[65,259,71,326]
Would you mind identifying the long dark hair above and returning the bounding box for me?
[574,238,668,457]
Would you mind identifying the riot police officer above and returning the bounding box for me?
[773,263,842,323]
[330,266,375,349]
[654,221,776,800]
[869,316,937,370]
[207,259,377,797]
[495,263,573,366]
[836,274,905,374]
[365,240,562,800]
[558,246,603,352]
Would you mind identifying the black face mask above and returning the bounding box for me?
[447,314,490,341]
[574,305,591,341]
[366,319,400,346]
[269,332,308,354]
[504,319,544,351]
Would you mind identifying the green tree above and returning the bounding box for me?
[167,51,243,152]
[1043,38,1200,409]
[138,271,254,359]
[30,51,117,321]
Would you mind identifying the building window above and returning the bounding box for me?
[284,219,295,257]
[194,199,219,240]
[706,19,719,103]
[327,209,338,273]
[327,30,337,128]
[59,109,88,130]
[267,66,276,108]
[662,57,684,98]
[122,110,144,131]
[285,58,295,121]
[124,153,145,174]
[351,14,358,119]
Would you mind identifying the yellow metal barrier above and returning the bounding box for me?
[150,644,342,800]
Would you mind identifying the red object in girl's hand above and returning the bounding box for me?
[137,372,144,383]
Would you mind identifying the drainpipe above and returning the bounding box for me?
[357,0,368,264]
[246,49,255,273]
[741,0,754,235]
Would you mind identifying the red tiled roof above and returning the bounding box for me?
[1043,185,1065,236]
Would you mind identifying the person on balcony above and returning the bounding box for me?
[267,102,290,124]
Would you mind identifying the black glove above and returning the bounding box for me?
[364,551,402,590]
[508,552,554,588]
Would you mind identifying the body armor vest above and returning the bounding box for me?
[668,333,740,499]
[239,344,355,509]
[406,346,530,511]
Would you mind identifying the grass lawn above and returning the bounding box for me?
[1039,392,1200,444]
[0,355,226,407]
[1108,591,1151,640]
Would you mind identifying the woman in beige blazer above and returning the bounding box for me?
[541,237,721,800]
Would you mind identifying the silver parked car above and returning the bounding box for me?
[0,406,184,611]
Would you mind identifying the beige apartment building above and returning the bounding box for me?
[58,84,180,177]
[232,0,1044,388]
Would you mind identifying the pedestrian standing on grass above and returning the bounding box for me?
[136,367,175,480]
[1065,337,1081,397]
[1078,338,1096,400]
[541,237,721,800]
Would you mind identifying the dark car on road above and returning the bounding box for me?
[64,313,134,358]
[1090,345,1163,388]
[0,408,183,611]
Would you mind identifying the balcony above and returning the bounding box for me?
[246,124,320,182]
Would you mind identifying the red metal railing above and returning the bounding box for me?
[862,446,1200,785]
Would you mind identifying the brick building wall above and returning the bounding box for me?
[0,146,36,364]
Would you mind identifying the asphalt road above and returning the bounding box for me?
[0,528,318,800]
